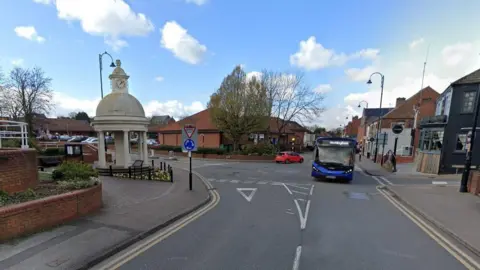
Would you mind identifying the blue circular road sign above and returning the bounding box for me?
[184,139,196,151]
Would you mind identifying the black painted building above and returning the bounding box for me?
[418,68,480,174]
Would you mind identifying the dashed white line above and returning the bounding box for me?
[309,185,314,195]
[257,181,268,185]
[282,183,293,195]
[218,179,227,183]
[372,176,386,186]
[432,181,448,185]
[230,180,239,183]
[292,246,302,270]
[292,190,309,196]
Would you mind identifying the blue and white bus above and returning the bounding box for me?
[311,137,357,182]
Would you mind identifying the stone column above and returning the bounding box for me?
[138,132,143,160]
[98,131,106,167]
[143,132,149,162]
[123,130,130,167]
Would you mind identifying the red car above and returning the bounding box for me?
[275,152,304,164]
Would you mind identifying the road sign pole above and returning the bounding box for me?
[393,136,398,156]
[189,150,192,191]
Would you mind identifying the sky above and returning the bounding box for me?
[1,0,480,129]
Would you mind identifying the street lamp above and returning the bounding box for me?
[99,51,116,99]
[358,100,369,108]
[98,51,116,152]
[367,72,385,163]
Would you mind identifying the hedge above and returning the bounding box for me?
[151,145,225,155]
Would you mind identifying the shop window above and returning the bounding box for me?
[455,134,467,151]
[462,92,476,113]
[419,129,444,151]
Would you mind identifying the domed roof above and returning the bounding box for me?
[96,92,145,117]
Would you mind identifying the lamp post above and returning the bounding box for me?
[98,51,116,152]
[358,100,369,108]
[367,72,385,163]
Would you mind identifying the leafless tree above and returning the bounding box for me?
[6,67,53,137]
[261,70,325,143]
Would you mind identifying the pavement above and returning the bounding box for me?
[94,156,480,270]
[0,167,209,270]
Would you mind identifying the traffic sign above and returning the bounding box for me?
[184,125,196,138]
[392,124,404,135]
[184,139,196,151]
[181,124,198,152]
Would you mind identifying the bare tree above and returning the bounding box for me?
[6,67,53,137]
[261,70,325,144]
[208,66,269,151]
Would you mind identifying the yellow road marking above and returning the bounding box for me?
[377,186,480,270]
[98,174,220,270]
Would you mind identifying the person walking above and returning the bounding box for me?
[358,144,363,161]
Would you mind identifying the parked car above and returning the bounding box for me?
[275,152,304,164]
[68,136,87,143]
[59,135,71,141]
[147,139,158,146]
[81,137,98,144]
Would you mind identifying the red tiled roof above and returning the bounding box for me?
[33,118,93,132]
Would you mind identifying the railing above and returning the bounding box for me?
[97,160,173,182]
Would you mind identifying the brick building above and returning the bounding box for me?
[368,86,439,163]
[157,109,311,151]
[345,116,360,138]
[33,117,94,136]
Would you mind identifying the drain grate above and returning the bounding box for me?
[344,191,370,200]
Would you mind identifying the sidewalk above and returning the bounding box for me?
[356,155,391,177]
[394,162,462,180]
[387,185,480,256]
[0,168,210,270]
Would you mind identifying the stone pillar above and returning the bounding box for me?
[123,130,130,167]
[138,132,143,160]
[98,131,106,167]
[143,132,148,162]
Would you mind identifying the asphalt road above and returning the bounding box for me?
[114,158,470,270]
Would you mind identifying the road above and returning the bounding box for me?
[96,157,476,270]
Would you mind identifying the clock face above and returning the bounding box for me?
[116,79,126,89]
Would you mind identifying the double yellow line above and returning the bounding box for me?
[377,186,480,270]
[98,173,220,270]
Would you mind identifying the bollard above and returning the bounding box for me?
[169,166,173,182]
[151,159,154,168]
[128,167,132,178]
[148,167,151,180]
[109,165,113,176]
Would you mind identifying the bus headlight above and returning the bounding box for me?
[312,166,319,171]
[344,169,353,174]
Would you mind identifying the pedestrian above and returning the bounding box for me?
[358,144,362,161]
[391,151,397,172]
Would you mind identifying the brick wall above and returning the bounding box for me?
[159,133,221,148]
[0,149,38,194]
[0,184,102,241]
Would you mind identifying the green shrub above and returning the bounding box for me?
[51,170,65,181]
[1,139,21,148]
[57,180,97,190]
[196,147,225,155]
[151,145,183,152]
[241,143,276,156]
[56,161,98,181]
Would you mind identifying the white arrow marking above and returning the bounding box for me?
[236,188,257,202]
[294,199,311,230]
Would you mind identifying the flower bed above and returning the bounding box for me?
[0,184,102,241]
[112,168,171,182]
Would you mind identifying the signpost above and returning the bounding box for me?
[392,124,404,156]
[182,124,198,190]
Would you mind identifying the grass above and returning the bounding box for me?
[38,172,53,182]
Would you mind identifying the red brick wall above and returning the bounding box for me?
[0,184,102,241]
[0,149,38,194]
[345,117,360,137]
[159,133,221,148]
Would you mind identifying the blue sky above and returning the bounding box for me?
[1,0,480,128]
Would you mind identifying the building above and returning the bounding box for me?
[345,116,360,138]
[417,69,480,174]
[33,117,94,137]
[368,86,439,163]
[357,108,393,156]
[157,109,311,151]
[147,115,176,139]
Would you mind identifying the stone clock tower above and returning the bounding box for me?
[109,59,130,93]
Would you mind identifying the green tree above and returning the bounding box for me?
[71,111,90,122]
[208,66,269,151]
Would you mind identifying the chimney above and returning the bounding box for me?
[396,97,406,107]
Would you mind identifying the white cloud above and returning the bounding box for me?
[52,0,154,50]
[14,26,46,43]
[442,42,474,67]
[289,36,379,70]
[51,91,205,120]
[246,71,262,81]
[160,21,207,65]
[34,0,54,4]
[11,59,24,66]
[345,66,376,82]
[155,76,164,82]
[409,38,425,49]
[186,0,208,6]
[313,84,332,94]
[308,104,359,129]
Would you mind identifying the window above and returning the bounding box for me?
[455,134,467,151]
[462,91,476,113]
[419,129,444,151]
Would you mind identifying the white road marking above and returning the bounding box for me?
[378,186,480,270]
[432,181,448,185]
[207,178,215,182]
[380,176,394,185]
[309,185,314,195]
[285,183,310,190]
[372,176,386,186]
[230,180,239,183]
[243,180,254,184]
[292,246,302,270]
[282,183,293,195]
[294,199,311,230]
[286,211,295,215]
[236,188,257,202]
[218,179,227,183]
[292,190,309,196]
[271,182,283,186]
[355,166,368,176]
[296,198,306,202]
[257,181,268,184]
